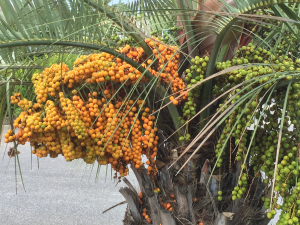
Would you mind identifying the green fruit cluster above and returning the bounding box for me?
[232,173,248,201]
[277,183,300,225]
[178,56,208,142]
[211,41,300,222]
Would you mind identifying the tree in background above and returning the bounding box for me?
[1,1,300,225]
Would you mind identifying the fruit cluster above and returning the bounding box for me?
[138,192,153,224]
[8,89,159,178]
[211,42,300,223]
[5,39,187,178]
[178,55,208,142]
[145,37,188,103]
[231,173,248,201]
[31,39,186,105]
[141,208,152,224]
[158,195,174,212]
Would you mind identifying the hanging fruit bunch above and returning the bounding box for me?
[178,55,209,142]
[207,39,300,223]
[5,37,186,179]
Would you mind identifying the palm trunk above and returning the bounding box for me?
[120,140,271,225]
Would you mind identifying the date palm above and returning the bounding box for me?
[0,1,300,225]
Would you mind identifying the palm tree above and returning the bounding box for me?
[1,1,300,225]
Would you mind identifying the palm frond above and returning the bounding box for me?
[0,0,118,64]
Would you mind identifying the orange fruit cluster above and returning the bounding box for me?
[4,129,16,143]
[119,45,145,62]
[64,52,148,86]
[10,92,22,104]
[158,197,174,212]
[31,63,69,103]
[7,89,159,177]
[141,208,152,224]
[30,40,185,105]
[5,39,188,177]
[145,37,188,102]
